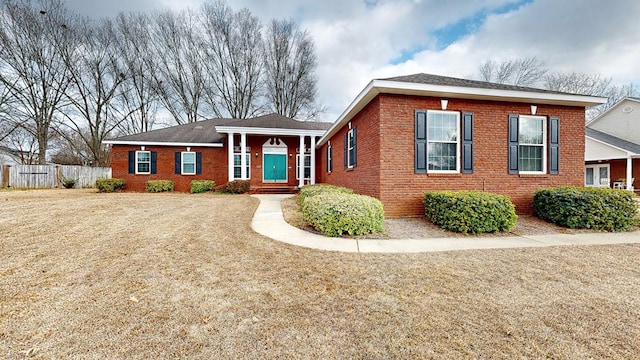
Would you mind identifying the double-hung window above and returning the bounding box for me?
[296,153,311,180]
[346,128,356,168]
[508,115,559,175]
[136,151,151,174]
[181,152,196,175]
[518,116,546,173]
[233,153,250,179]
[427,111,460,172]
[327,145,333,173]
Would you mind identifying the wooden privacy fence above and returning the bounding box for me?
[0,164,111,189]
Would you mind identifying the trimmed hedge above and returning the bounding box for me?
[533,186,637,231]
[298,183,353,203]
[424,191,517,234]
[302,193,384,237]
[145,180,174,193]
[223,180,250,194]
[95,178,125,193]
[190,180,215,194]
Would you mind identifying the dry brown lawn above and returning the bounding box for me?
[1,189,639,359]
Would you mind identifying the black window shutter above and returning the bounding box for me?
[461,112,474,174]
[175,152,181,174]
[196,152,202,175]
[151,151,157,174]
[128,151,135,174]
[415,111,427,173]
[508,115,519,174]
[343,133,347,169]
[352,127,357,167]
[548,117,559,175]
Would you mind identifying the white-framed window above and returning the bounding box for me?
[136,150,151,174]
[347,128,355,168]
[327,145,333,173]
[233,153,250,179]
[585,164,610,187]
[296,154,311,180]
[181,152,196,175]
[518,115,546,174]
[427,110,460,173]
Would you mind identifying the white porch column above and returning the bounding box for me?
[240,132,247,180]
[227,132,234,182]
[310,136,316,185]
[298,135,305,188]
[626,156,633,190]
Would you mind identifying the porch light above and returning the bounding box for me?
[531,105,537,115]
[255,152,258,158]
[289,153,292,158]
[441,99,448,110]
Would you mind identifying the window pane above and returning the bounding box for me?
[183,163,195,174]
[599,167,608,180]
[585,168,594,185]
[138,163,150,173]
[428,143,457,171]
[519,145,543,171]
[137,151,150,162]
[183,152,195,163]
[428,112,457,141]
[519,117,543,144]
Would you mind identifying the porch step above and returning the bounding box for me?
[251,186,299,195]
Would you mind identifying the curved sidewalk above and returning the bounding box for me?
[251,194,640,253]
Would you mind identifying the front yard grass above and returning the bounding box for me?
[1,189,639,358]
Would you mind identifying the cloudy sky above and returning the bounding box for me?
[65,0,640,121]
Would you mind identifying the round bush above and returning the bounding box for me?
[302,193,384,237]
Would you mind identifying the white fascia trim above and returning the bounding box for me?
[102,140,223,147]
[317,79,608,147]
[215,126,327,137]
[585,135,635,160]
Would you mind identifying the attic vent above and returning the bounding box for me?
[622,105,634,114]
[194,125,204,130]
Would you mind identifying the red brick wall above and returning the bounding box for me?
[318,97,381,199]
[111,135,314,192]
[321,93,586,217]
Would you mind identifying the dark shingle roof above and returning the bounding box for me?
[379,73,583,96]
[586,127,640,154]
[106,113,331,144]
[108,118,228,144]
[218,113,332,130]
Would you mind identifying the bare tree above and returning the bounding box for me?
[477,57,548,87]
[201,1,263,119]
[112,12,159,134]
[263,18,319,119]
[149,9,209,124]
[545,72,638,119]
[0,0,76,164]
[57,18,127,166]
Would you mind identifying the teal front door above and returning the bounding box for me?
[263,154,287,182]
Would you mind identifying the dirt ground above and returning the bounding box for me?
[281,195,594,239]
[1,189,639,359]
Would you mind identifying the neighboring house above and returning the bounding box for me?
[316,73,606,217]
[585,97,640,191]
[104,74,606,218]
[103,114,331,192]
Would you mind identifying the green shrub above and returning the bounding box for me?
[190,180,215,194]
[95,178,126,192]
[298,183,354,203]
[61,177,76,189]
[533,186,637,231]
[145,180,174,193]
[223,180,250,194]
[423,191,517,234]
[302,193,384,237]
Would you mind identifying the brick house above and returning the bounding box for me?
[585,97,640,191]
[316,74,606,217]
[104,114,330,192]
[104,73,606,217]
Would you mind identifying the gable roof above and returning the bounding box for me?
[103,113,331,147]
[586,127,640,154]
[586,97,640,126]
[318,73,608,146]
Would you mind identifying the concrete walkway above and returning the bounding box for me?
[250,194,640,253]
